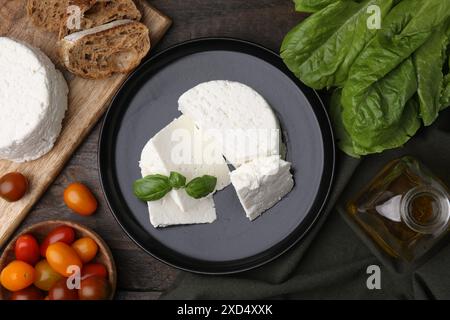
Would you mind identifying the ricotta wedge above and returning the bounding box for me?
[178,81,281,167]
[230,155,294,221]
[139,115,230,226]
[0,37,68,162]
[140,143,216,228]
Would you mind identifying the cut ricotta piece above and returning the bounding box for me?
[178,80,281,167]
[140,143,216,228]
[230,155,294,221]
[0,37,68,163]
[139,115,230,223]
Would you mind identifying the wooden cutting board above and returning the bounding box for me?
[0,0,171,248]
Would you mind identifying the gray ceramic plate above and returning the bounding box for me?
[99,38,335,274]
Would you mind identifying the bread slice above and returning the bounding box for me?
[59,0,142,38]
[58,20,150,79]
[27,0,96,32]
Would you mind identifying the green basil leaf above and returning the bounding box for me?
[185,175,217,199]
[133,174,172,202]
[169,171,186,189]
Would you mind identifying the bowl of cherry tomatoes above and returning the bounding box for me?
[0,220,116,300]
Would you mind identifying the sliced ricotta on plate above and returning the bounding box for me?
[230,155,294,221]
[178,80,281,167]
[0,37,68,162]
[140,143,216,228]
[140,116,230,223]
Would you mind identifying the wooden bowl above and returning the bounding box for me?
[0,220,116,300]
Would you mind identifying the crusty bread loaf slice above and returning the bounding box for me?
[27,0,95,32]
[59,0,142,38]
[58,20,150,79]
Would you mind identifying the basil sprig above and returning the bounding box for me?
[133,172,217,202]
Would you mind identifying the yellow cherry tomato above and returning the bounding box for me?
[0,260,35,292]
[45,242,82,277]
[71,237,98,263]
[33,260,62,291]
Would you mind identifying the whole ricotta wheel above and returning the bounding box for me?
[0,37,68,162]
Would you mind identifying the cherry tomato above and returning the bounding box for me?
[40,226,75,257]
[81,263,108,280]
[0,260,35,292]
[71,237,98,263]
[48,279,78,300]
[79,276,110,300]
[33,260,63,291]
[46,242,82,277]
[10,286,43,300]
[64,183,98,216]
[0,172,28,202]
[14,234,40,265]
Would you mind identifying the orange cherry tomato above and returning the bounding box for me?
[0,172,28,202]
[0,260,35,292]
[71,237,98,263]
[64,183,98,216]
[45,242,82,277]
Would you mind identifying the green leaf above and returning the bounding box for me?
[293,0,367,13]
[329,89,360,158]
[133,174,172,202]
[185,175,217,199]
[442,74,450,108]
[340,0,450,155]
[413,22,450,125]
[169,171,187,189]
[343,57,420,154]
[281,0,394,89]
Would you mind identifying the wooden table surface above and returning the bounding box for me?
[6,0,305,300]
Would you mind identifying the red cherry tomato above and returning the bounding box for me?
[48,279,79,300]
[10,286,43,300]
[14,234,40,265]
[0,172,28,202]
[79,276,111,300]
[40,226,75,257]
[64,183,98,216]
[81,263,108,280]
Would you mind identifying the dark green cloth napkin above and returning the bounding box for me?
[161,110,450,300]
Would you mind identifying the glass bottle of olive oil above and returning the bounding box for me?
[347,156,450,262]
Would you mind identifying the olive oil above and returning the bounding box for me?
[347,157,450,262]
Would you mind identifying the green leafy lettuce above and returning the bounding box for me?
[293,0,358,13]
[340,0,450,155]
[414,22,450,125]
[282,0,394,89]
[282,0,450,157]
